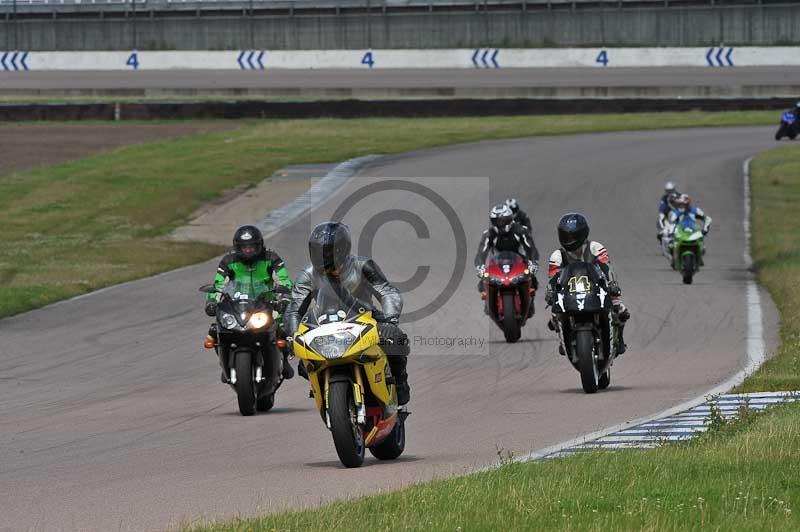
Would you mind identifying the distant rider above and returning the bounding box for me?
[668,194,712,266]
[504,197,533,237]
[657,181,681,242]
[668,194,712,235]
[205,225,295,380]
[545,213,630,355]
[475,204,540,314]
[786,100,800,119]
[285,222,411,405]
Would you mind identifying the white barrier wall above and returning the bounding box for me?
[1,47,799,71]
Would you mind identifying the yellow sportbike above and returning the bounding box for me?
[293,305,407,468]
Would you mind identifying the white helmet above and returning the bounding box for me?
[664,181,677,193]
[504,197,520,214]
[490,204,514,233]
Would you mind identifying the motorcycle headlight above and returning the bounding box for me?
[249,311,272,329]
[310,331,357,360]
[220,312,238,330]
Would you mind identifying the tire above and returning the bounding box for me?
[599,369,611,390]
[328,380,365,468]
[234,351,256,416]
[682,253,695,285]
[257,393,275,412]
[502,293,521,343]
[576,330,599,394]
[790,133,798,140]
[369,414,406,461]
[776,125,786,140]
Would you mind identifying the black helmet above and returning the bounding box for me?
[309,222,352,275]
[233,225,264,264]
[504,197,520,214]
[490,204,514,234]
[557,213,590,252]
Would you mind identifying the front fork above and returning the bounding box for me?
[323,366,367,429]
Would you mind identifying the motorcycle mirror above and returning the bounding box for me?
[198,284,218,294]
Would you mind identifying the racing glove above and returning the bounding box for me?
[476,264,486,278]
[204,301,217,317]
[608,281,622,297]
[527,260,539,275]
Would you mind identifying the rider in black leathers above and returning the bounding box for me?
[475,204,540,315]
[504,197,533,237]
[285,222,411,405]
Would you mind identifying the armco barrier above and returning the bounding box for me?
[3,47,800,71]
[0,97,794,121]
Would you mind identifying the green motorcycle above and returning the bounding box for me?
[672,216,704,284]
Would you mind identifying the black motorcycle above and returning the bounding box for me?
[550,261,620,394]
[200,281,291,415]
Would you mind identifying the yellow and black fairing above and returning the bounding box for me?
[293,305,399,447]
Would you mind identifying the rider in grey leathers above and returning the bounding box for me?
[285,222,411,405]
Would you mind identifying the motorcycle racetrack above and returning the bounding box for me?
[0,126,780,531]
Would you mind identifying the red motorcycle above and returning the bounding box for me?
[480,251,536,343]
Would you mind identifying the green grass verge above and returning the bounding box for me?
[738,144,800,392]
[189,136,800,531]
[196,403,799,532]
[0,111,775,319]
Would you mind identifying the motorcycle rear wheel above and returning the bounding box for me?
[235,351,256,416]
[257,393,275,412]
[369,414,406,460]
[329,380,365,468]
[502,293,521,343]
[577,330,599,394]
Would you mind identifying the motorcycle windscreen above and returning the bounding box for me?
[302,279,370,327]
[489,250,524,267]
[555,261,611,313]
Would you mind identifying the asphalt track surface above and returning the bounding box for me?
[0,127,781,531]
[1,67,800,90]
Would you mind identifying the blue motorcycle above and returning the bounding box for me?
[775,111,797,140]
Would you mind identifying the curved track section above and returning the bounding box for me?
[0,127,779,531]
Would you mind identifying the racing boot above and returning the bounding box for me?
[390,356,411,406]
[282,353,294,380]
[614,305,630,356]
[297,361,309,380]
[616,326,627,356]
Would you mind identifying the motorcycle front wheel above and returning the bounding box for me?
[502,293,521,343]
[682,253,695,285]
[234,351,256,416]
[577,330,599,394]
[329,380,365,468]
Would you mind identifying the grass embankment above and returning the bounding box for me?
[190,144,800,530]
[0,111,775,319]
[738,145,800,392]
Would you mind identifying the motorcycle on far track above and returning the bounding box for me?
[551,261,620,394]
[672,215,705,285]
[200,281,291,416]
[480,251,535,343]
[775,111,798,140]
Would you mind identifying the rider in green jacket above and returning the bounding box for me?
[205,225,295,379]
